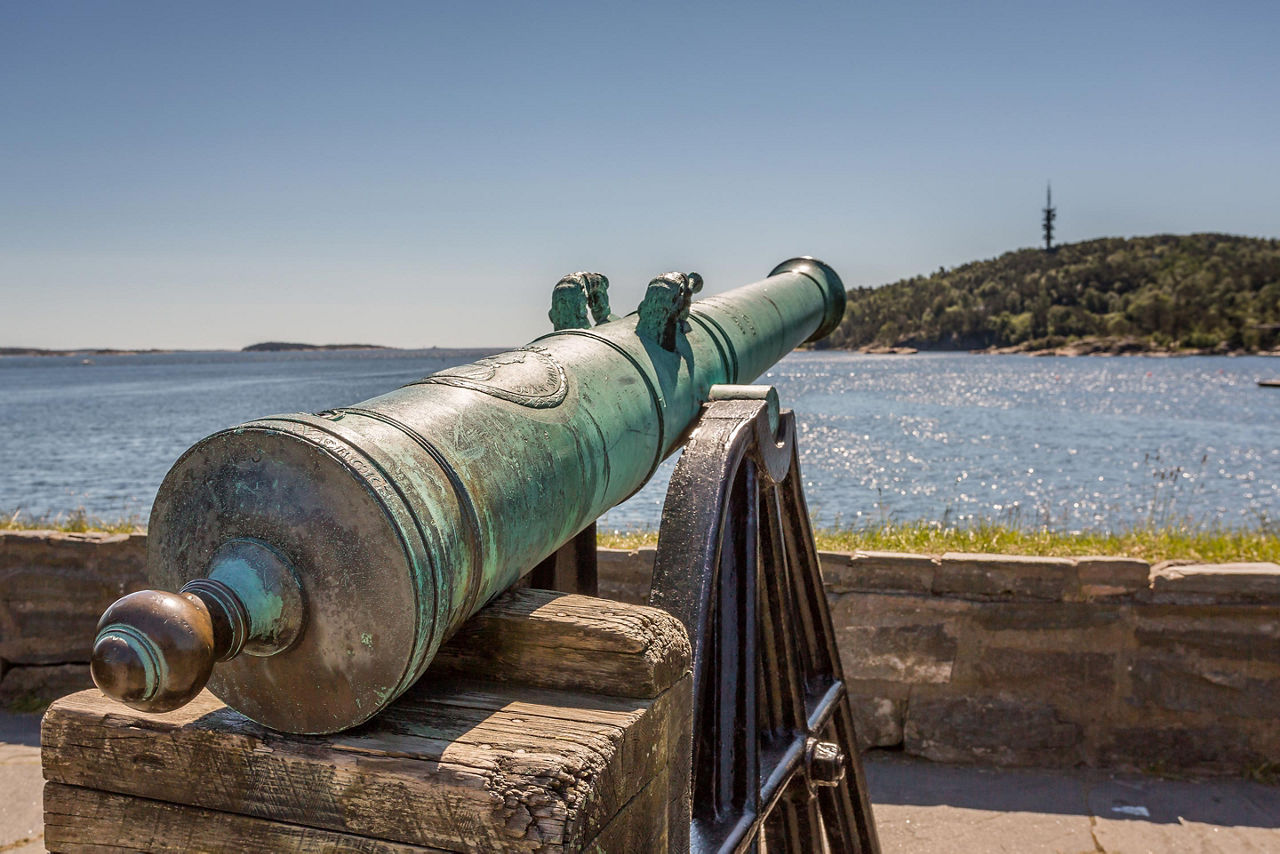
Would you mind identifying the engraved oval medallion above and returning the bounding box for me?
[414,347,567,408]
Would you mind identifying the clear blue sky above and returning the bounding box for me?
[3,1,1277,349]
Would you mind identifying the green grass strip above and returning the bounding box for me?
[599,520,1280,564]
[7,509,1277,564]
[1,508,144,534]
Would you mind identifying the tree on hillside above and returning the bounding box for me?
[1042,183,1056,252]
[825,234,1280,352]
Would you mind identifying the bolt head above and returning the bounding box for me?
[806,738,846,787]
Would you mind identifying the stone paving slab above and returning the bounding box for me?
[865,752,1280,853]
[3,711,1279,852]
[0,714,43,853]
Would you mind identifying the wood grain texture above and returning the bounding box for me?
[585,769,669,853]
[42,591,694,852]
[431,589,691,699]
[44,782,445,853]
[43,680,687,852]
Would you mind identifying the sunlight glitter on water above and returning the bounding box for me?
[602,352,1280,532]
[2,349,1276,532]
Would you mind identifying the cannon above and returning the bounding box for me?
[90,258,846,735]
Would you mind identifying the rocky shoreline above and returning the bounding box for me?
[853,337,1280,357]
[0,347,173,358]
[1,344,505,359]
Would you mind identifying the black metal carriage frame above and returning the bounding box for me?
[529,390,881,854]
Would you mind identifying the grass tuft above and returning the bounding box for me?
[6,695,51,715]
[1,507,144,534]
[1244,761,1280,786]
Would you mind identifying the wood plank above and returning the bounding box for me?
[394,675,692,844]
[431,590,691,698]
[41,593,692,851]
[44,782,445,853]
[585,767,670,854]
[43,676,690,851]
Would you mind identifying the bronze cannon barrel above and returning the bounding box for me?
[90,258,846,733]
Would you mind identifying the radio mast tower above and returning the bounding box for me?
[1042,182,1057,251]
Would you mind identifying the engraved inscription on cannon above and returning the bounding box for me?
[415,347,569,408]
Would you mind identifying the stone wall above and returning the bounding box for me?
[0,531,148,709]
[600,546,1280,776]
[5,531,1278,776]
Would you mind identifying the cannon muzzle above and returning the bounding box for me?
[92,257,845,732]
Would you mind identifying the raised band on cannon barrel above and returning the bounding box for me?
[90,258,846,734]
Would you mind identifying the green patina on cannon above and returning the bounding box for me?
[90,258,846,734]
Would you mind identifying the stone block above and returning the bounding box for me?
[1097,725,1266,775]
[836,624,957,684]
[1129,655,1279,719]
[903,694,1082,766]
[848,693,906,749]
[821,550,937,594]
[0,663,92,711]
[934,553,1077,601]
[0,530,148,664]
[966,649,1115,705]
[1149,562,1280,604]
[969,600,1124,633]
[1074,556,1149,598]
[830,589,972,627]
[1134,612,1280,662]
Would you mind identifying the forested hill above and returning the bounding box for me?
[825,234,1280,354]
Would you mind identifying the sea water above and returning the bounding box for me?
[2,349,1276,531]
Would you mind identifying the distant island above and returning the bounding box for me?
[0,343,508,359]
[825,233,1280,355]
[0,344,390,357]
[241,342,391,352]
[0,347,172,358]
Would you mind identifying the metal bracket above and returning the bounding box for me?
[524,386,880,852]
[648,389,881,853]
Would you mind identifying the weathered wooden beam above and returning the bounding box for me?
[42,589,692,853]
[44,783,446,854]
